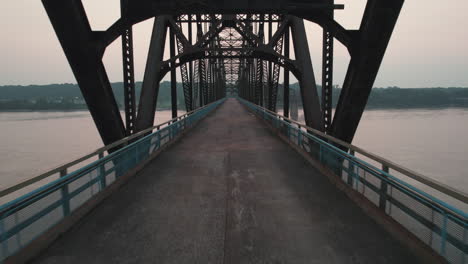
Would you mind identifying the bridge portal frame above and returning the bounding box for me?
[42,0,404,148]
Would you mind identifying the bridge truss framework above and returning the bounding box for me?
[42,0,404,148]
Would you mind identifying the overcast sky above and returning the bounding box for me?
[1,0,467,87]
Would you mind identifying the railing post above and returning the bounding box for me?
[297,126,302,147]
[379,165,389,210]
[348,150,355,186]
[156,126,161,149]
[463,222,467,264]
[60,169,70,216]
[98,152,106,190]
[134,142,139,166]
[441,213,448,257]
[170,122,174,140]
[1,214,8,257]
[319,144,323,164]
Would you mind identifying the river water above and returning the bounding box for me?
[0,107,467,200]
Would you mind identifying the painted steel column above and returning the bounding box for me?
[188,15,194,107]
[290,16,324,131]
[268,17,274,110]
[121,27,136,135]
[42,0,126,147]
[196,15,204,107]
[321,3,334,133]
[135,16,169,131]
[331,0,404,143]
[121,0,136,136]
[283,27,290,118]
[170,28,177,118]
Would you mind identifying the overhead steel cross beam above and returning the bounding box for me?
[125,1,344,24]
[97,4,344,51]
[159,47,300,81]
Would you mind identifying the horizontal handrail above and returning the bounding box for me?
[0,101,218,199]
[301,128,467,219]
[239,98,468,204]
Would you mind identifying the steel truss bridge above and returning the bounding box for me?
[0,0,467,263]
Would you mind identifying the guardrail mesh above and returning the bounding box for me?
[240,98,467,264]
[0,99,224,262]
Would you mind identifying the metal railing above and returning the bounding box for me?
[0,99,225,262]
[239,97,467,264]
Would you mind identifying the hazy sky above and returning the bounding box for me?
[1,0,467,87]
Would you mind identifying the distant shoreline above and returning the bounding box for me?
[2,105,468,113]
[2,82,468,111]
[0,107,174,113]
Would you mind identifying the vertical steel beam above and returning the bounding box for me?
[199,58,205,106]
[170,28,177,118]
[290,16,324,131]
[331,0,404,143]
[268,16,274,110]
[193,59,199,108]
[121,0,136,136]
[209,61,213,103]
[250,59,255,102]
[256,17,265,106]
[283,27,290,118]
[188,15,194,108]
[42,0,126,147]
[270,27,284,112]
[321,4,334,133]
[196,15,205,107]
[135,16,169,131]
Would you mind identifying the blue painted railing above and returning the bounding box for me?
[239,97,467,264]
[0,99,225,262]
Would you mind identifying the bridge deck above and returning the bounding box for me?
[34,99,419,263]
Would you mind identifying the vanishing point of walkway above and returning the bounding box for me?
[34,99,419,263]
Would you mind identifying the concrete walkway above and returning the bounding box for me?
[34,99,419,264]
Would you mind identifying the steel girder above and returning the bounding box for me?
[172,18,193,112]
[170,27,178,118]
[135,16,169,132]
[124,1,342,25]
[121,0,137,136]
[290,16,324,132]
[42,0,126,149]
[255,19,265,106]
[187,15,194,110]
[283,27,290,118]
[200,58,208,105]
[160,47,299,79]
[177,14,286,23]
[269,23,285,112]
[255,58,264,106]
[330,0,404,144]
[193,59,200,108]
[321,4,334,133]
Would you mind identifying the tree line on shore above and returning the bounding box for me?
[1,82,468,111]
